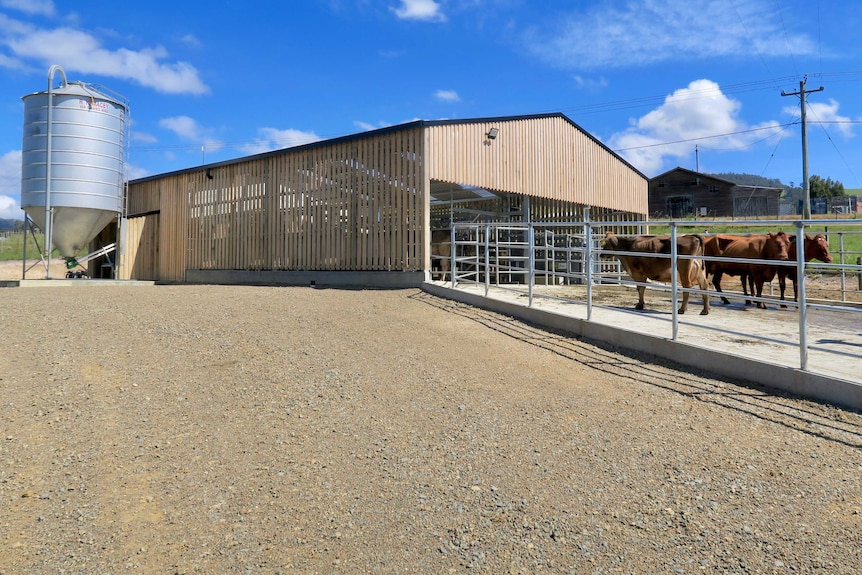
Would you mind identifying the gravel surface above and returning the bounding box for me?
[2,282,862,574]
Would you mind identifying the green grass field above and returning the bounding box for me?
[0,231,60,261]
[4,221,861,267]
[649,222,862,266]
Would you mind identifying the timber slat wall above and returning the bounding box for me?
[427,116,646,215]
[127,127,425,281]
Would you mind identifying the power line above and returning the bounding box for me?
[612,122,796,152]
[805,101,862,188]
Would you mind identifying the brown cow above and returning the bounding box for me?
[602,232,710,315]
[777,233,833,304]
[430,229,451,280]
[704,234,749,295]
[710,232,791,309]
[703,233,764,304]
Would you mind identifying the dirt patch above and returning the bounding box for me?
[0,258,74,280]
[2,285,862,574]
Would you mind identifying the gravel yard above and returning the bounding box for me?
[2,283,862,574]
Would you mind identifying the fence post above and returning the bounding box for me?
[858,257,862,291]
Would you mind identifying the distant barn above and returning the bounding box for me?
[649,167,782,219]
[117,113,648,285]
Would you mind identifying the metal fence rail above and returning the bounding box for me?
[435,217,862,377]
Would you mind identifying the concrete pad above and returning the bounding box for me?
[423,281,862,411]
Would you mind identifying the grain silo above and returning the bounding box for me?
[21,65,128,277]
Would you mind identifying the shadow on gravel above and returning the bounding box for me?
[410,291,862,449]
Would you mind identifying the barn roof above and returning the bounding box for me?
[130,112,646,185]
[651,167,783,193]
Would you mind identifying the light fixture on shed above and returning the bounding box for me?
[486,127,499,140]
[205,168,213,180]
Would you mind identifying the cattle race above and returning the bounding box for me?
[428,217,862,395]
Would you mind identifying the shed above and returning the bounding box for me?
[649,167,782,219]
[119,113,647,285]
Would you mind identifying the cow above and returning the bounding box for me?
[703,233,760,303]
[430,229,452,280]
[708,232,792,309]
[777,233,833,305]
[602,232,710,315]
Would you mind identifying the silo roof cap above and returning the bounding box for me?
[22,80,128,109]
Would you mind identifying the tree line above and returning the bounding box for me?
[710,172,847,201]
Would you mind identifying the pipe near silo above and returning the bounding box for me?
[44,65,67,278]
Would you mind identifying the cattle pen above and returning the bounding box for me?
[426,216,862,410]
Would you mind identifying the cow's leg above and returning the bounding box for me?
[677,262,691,314]
[779,270,788,309]
[754,277,768,309]
[695,265,710,315]
[712,270,730,305]
[742,273,754,306]
[635,284,646,310]
[436,257,450,282]
[678,283,690,314]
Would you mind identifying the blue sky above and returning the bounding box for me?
[1,0,861,219]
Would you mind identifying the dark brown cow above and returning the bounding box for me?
[704,234,749,294]
[602,232,710,315]
[777,233,833,304]
[703,233,763,303]
[710,232,792,309]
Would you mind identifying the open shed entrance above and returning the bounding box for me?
[428,180,596,282]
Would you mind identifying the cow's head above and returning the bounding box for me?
[602,231,618,250]
[806,233,833,263]
[767,231,791,261]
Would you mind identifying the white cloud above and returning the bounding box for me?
[131,131,158,143]
[354,120,394,132]
[390,0,446,22]
[434,89,460,102]
[125,163,149,181]
[0,195,20,219]
[354,121,377,131]
[783,98,856,139]
[0,150,22,218]
[607,79,782,176]
[159,116,223,152]
[573,75,608,90]
[180,34,202,48]
[0,0,55,17]
[239,128,321,155]
[524,0,817,69]
[0,15,209,94]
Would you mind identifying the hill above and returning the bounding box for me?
[0,218,24,232]
[708,172,802,200]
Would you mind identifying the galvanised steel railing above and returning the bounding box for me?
[433,217,862,374]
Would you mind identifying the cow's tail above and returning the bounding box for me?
[691,234,705,256]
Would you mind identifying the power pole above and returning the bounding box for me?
[782,76,824,219]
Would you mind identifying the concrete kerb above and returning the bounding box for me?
[186,269,426,288]
[421,282,862,412]
[2,279,156,288]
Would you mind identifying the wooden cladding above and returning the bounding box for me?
[127,127,426,281]
[122,175,187,281]
[121,214,158,280]
[426,116,647,215]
